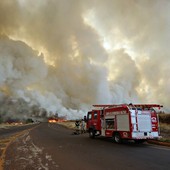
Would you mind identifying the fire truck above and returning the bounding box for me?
[86,104,163,143]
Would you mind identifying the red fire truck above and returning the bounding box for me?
[86,104,162,143]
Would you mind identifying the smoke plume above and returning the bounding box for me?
[0,0,169,119]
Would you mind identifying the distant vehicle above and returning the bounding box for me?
[86,104,163,143]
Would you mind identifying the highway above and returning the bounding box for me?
[1,123,170,170]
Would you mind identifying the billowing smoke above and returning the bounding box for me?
[0,0,169,120]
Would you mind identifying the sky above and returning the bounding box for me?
[0,0,170,119]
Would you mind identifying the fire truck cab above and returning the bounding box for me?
[86,104,162,143]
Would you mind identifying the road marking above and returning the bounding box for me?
[0,124,40,170]
[48,123,60,131]
[4,126,59,170]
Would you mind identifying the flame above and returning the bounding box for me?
[48,117,66,123]
[48,119,57,123]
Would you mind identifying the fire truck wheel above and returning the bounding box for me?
[113,133,122,143]
[89,129,95,138]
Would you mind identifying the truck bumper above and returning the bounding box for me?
[131,132,160,139]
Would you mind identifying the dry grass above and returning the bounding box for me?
[0,123,23,129]
[159,123,170,142]
[57,121,75,129]
[159,113,170,124]
[158,113,170,142]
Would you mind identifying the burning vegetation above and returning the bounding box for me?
[0,96,55,124]
[48,113,66,123]
[48,118,66,123]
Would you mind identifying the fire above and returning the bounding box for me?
[48,117,66,123]
[57,119,66,122]
[48,119,58,123]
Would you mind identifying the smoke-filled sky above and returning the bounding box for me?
[0,0,170,119]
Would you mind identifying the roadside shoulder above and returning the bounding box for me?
[147,140,170,147]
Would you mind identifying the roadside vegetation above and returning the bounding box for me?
[159,113,170,142]
[57,120,76,129]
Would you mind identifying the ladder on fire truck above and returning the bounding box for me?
[93,104,163,109]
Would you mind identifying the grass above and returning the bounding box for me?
[159,113,170,124]
[159,123,170,142]
[57,121,76,129]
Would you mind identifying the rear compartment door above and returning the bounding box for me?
[137,111,152,132]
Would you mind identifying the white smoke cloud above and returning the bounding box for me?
[0,0,169,120]
[107,49,140,104]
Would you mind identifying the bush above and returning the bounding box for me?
[159,113,170,124]
[26,118,34,124]
[0,117,3,124]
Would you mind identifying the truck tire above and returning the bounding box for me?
[113,133,122,143]
[89,129,95,139]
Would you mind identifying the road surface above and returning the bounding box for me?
[1,123,170,170]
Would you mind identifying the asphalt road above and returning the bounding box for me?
[0,123,38,139]
[1,123,170,170]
